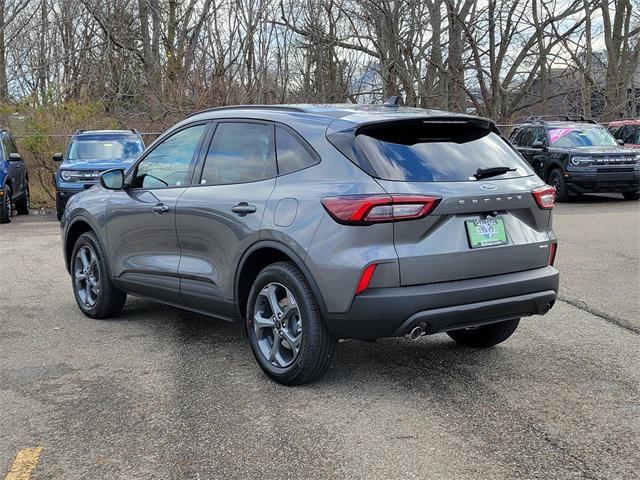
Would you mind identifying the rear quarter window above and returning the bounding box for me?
[329,120,532,182]
[275,126,319,175]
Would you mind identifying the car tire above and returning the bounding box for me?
[15,183,30,215]
[548,169,570,202]
[0,185,12,224]
[56,194,64,221]
[622,191,639,200]
[246,261,337,385]
[71,232,127,319]
[447,319,520,348]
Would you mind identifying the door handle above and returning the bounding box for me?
[152,203,170,214]
[231,202,257,216]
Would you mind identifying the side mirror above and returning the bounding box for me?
[52,153,63,162]
[8,152,22,162]
[100,169,125,190]
[531,140,545,149]
[616,139,624,146]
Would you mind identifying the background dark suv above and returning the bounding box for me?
[0,129,29,223]
[509,116,640,201]
[62,104,559,385]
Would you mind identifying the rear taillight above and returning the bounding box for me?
[532,185,556,209]
[321,194,440,225]
[548,242,557,266]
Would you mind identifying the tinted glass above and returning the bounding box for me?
[532,127,547,145]
[509,128,521,145]
[200,122,275,185]
[133,124,206,189]
[68,137,144,162]
[337,121,532,182]
[275,127,318,174]
[622,126,640,144]
[518,128,534,147]
[548,126,618,147]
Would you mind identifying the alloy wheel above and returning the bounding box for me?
[253,282,302,368]
[74,245,101,307]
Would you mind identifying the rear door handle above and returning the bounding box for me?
[152,203,170,214]
[231,202,257,216]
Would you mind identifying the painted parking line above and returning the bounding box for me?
[4,447,43,480]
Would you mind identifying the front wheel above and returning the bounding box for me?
[71,232,127,318]
[447,319,520,348]
[0,185,12,223]
[622,191,639,200]
[548,169,570,202]
[246,261,337,385]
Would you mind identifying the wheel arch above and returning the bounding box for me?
[64,216,108,274]
[542,159,565,182]
[234,240,328,320]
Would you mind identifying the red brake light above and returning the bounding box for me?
[321,194,440,225]
[532,185,556,209]
[548,242,557,266]
[355,264,377,295]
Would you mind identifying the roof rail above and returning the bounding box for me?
[524,115,596,124]
[185,104,307,119]
[74,129,86,135]
[608,117,639,122]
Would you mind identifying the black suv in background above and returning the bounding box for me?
[0,129,29,223]
[509,116,640,201]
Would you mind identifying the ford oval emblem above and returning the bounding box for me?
[480,183,498,191]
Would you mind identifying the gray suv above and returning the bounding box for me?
[61,103,559,385]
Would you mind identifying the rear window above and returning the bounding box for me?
[329,120,532,182]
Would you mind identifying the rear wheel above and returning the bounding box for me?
[548,169,570,202]
[71,232,127,318]
[0,185,12,223]
[246,261,337,385]
[15,183,30,215]
[447,319,520,348]
[622,191,639,200]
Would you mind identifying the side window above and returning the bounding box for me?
[132,124,206,189]
[608,126,621,139]
[509,128,521,145]
[0,133,7,160]
[532,127,546,146]
[622,126,638,144]
[4,134,18,155]
[200,122,276,185]
[275,126,318,175]
[519,128,533,147]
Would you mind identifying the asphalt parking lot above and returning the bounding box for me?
[1,195,639,480]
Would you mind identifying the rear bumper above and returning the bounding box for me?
[567,170,639,193]
[324,266,559,340]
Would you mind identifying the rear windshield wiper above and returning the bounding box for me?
[473,166,516,180]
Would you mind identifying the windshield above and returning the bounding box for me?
[67,137,144,162]
[329,120,532,182]
[548,127,618,147]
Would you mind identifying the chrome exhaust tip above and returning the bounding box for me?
[409,322,427,340]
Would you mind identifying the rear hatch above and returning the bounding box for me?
[328,117,554,286]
